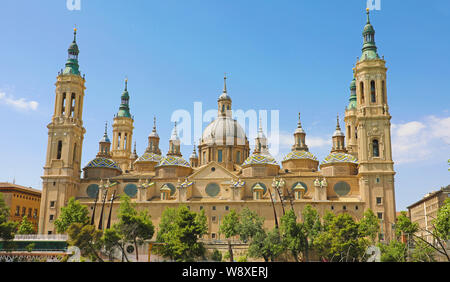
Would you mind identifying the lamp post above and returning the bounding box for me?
[272,177,287,216]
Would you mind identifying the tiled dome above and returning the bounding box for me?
[282,151,318,162]
[156,155,191,168]
[134,152,162,163]
[322,152,358,165]
[242,153,278,167]
[84,157,121,171]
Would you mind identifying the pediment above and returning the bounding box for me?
[189,162,238,181]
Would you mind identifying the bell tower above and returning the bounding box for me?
[39,28,86,234]
[354,9,396,241]
[111,79,135,172]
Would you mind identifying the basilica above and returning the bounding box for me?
[39,10,396,242]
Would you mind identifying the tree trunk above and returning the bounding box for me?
[134,239,139,262]
[304,238,309,262]
[228,240,234,262]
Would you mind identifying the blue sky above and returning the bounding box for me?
[0,0,449,211]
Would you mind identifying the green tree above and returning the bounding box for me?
[54,197,90,233]
[301,205,322,261]
[248,228,284,262]
[17,215,35,235]
[114,195,155,262]
[0,193,18,250]
[314,213,367,262]
[378,240,407,262]
[219,209,240,262]
[280,210,305,262]
[67,222,104,262]
[237,207,264,243]
[359,209,380,244]
[155,206,207,262]
[410,240,436,262]
[101,228,128,262]
[210,249,222,262]
[433,198,450,242]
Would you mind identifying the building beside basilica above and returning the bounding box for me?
[39,10,396,242]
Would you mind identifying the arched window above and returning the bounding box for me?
[373,139,380,157]
[382,81,385,104]
[61,93,66,115]
[70,93,76,117]
[73,143,77,163]
[236,151,241,163]
[117,133,121,149]
[57,141,63,160]
[360,82,365,104]
[371,81,376,103]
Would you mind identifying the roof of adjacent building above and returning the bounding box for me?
[407,185,450,209]
[134,152,162,163]
[283,150,318,162]
[0,183,41,196]
[242,153,279,167]
[156,155,191,168]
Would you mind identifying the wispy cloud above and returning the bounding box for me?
[0,92,39,111]
[392,115,450,164]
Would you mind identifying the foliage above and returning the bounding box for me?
[237,207,264,243]
[155,206,208,262]
[280,210,306,262]
[210,249,222,262]
[17,216,35,235]
[433,198,450,241]
[219,209,240,262]
[54,197,90,233]
[358,209,380,243]
[410,240,436,262]
[237,254,248,262]
[301,205,322,261]
[395,211,418,237]
[114,195,155,261]
[67,222,104,262]
[220,209,240,239]
[314,213,367,262]
[248,228,284,262]
[378,240,407,262]
[0,193,18,247]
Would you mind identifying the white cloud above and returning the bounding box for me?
[0,92,39,111]
[392,115,450,164]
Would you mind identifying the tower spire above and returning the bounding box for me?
[117,78,131,118]
[223,73,227,93]
[361,9,379,61]
[63,28,81,75]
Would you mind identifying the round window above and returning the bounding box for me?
[291,182,308,193]
[86,184,99,199]
[124,184,138,198]
[252,183,267,195]
[334,181,351,197]
[205,183,220,197]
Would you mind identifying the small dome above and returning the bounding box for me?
[84,157,121,171]
[242,153,279,167]
[218,92,231,101]
[282,151,318,162]
[350,78,356,90]
[156,155,191,168]
[201,116,247,146]
[322,152,358,165]
[363,23,375,35]
[135,152,162,164]
[333,129,345,137]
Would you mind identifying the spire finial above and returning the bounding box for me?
[298,112,303,128]
[153,116,157,130]
[223,73,227,93]
[125,77,128,91]
[366,8,370,24]
[134,141,137,153]
[336,114,341,130]
[104,121,108,135]
[73,26,77,42]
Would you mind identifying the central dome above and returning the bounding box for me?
[201,116,247,146]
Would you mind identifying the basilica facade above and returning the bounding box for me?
[39,11,396,242]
